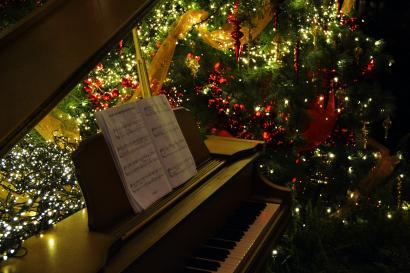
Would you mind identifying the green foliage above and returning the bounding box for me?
[268,205,410,273]
[289,0,307,10]
[0,0,48,33]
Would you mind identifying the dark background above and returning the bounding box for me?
[362,0,410,152]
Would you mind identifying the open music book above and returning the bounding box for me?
[95,95,197,213]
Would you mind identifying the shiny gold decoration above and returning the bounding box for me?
[361,121,370,149]
[34,109,80,143]
[272,35,283,64]
[354,46,363,63]
[40,4,275,138]
[382,116,392,140]
[132,28,152,99]
[136,3,274,99]
[397,175,403,209]
[186,57,201,77]
[332,138,400,218]
[358,138,400,196]
[130,10,208,100]
[341,0,356,15]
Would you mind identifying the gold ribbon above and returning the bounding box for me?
[134,3,274,98]
[38,4,274,141]
[35,109,80,143]
[341,0,356,15]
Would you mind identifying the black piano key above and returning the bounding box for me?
[205,238,236,250]
[186,258,220,271]
[183,202,268,271]
[233,203,265,217]
[225,220,252,230]
[182,268,212,273]
[241,201,266,210]
[215,228,244,241]
[225,203,265,227]
[196,246,229,261]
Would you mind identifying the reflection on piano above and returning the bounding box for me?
[0,108,291,273]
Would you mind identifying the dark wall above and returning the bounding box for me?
[362,0,410,151]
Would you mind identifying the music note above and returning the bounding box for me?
[95,95,196,212]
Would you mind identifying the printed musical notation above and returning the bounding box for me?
[143,100,169,116]
[139,95,197,187]
[159,139,187,158]
[129,169,164,193]
[151,124,180,138]
[167,157,196,178]
[112,122,145,140]
[95,95,197,212]
[116,135,150,158]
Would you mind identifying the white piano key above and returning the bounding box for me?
[213,203,279,273]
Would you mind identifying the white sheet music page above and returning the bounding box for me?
[138,95,197,188]
[95,103,172,212]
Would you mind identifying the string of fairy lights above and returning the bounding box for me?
[0,135,84,261]
[0,0,408,262]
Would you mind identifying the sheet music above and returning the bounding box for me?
[138,95,197,188]
[95,103,172,212]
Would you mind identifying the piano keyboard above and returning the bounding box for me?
[182,202,279,273]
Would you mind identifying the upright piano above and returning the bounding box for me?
[0,0,291,272]
[0,108,291,273]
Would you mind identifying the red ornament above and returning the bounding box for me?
[298,91,338,152]
[213,129,234,138]
[365,58,376,73]
[341,16,359,31]
[228,1,244,62]
[83,78,92,86]
[95,63,104,71]
[119,40,123,54]
[294,40,300,76]
[103,93,112,101]
[121,77,131,87]
[263,131,270,141]
[111,88,119,98]
[84,86,92,93]
[273,8,279,30]
[94,78,103,88]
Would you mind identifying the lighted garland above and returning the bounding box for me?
[0,133,84,261]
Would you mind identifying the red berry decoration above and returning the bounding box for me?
[103,93,112,101]
[121,77,129,87]
[111,88,119,98]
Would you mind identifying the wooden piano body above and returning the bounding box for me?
[0,108,291,273]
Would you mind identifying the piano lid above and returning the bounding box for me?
[0,0,158,156]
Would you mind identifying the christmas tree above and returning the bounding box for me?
[1,0,410,270]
